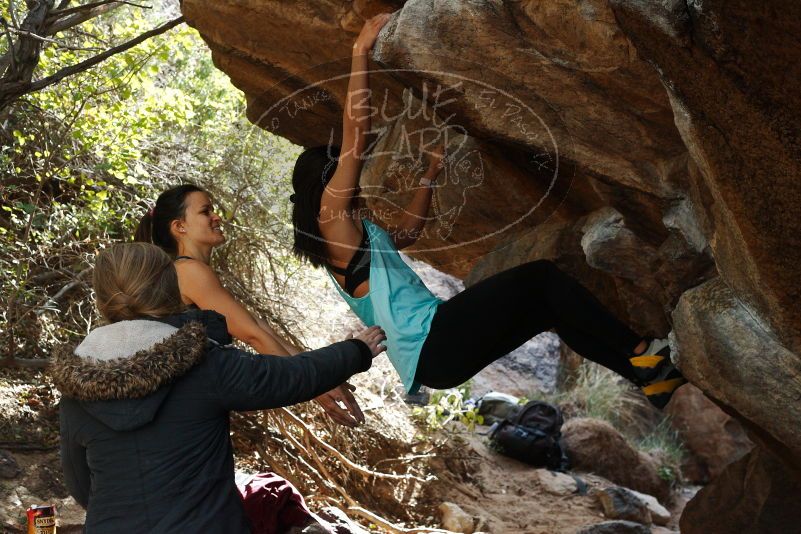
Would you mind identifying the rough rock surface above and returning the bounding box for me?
[181,0,801,528]
[673,279,801,465]
[666,384,752,484]
[679,447,801,534]
[534,468,579,496]
[562,418,669,502]
[610,0,801,353]
[625,489,671,527]
[438,502,474,534]
[595,486,652,525]
[0,450,20,479]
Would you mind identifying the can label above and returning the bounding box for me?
[26,505,56,534]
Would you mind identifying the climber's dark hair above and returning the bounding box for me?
[134,184,205,254]
[291,145,341,268]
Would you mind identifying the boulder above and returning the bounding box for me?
[611,0,801,353]
[672,279,801,464]
[179,1,801,529]
[594,486,652,525]
[625,489,671,527]
[438,502,474,534]
[534,468,579,496]
[680,447,801,534]
[562,418,669,502]
[180,0,704,308]
[666,384,752,484]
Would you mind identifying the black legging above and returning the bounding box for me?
[415,260,642,389]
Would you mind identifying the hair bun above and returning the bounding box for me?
[289,193,297,203]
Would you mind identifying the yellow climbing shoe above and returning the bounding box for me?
[629,338,687,409]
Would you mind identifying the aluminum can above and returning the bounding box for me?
[26,504,56,534]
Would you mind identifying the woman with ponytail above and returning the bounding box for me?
[134,184,367,427]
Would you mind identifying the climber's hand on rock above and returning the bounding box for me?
[354,12,392,54]
[426,144,446,177]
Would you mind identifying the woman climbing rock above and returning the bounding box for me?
[288,12,685,409]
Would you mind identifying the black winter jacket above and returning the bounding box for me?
[53,310,372,533]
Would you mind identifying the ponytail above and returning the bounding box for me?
[134,210,155,244]
[94,243,184,323]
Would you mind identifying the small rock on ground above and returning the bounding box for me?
[316,507,369,534]
[438,502,474,533]
[535,468,579,496]
[577,520,652,534]
[595,486,651,525]
[626,488,671,526]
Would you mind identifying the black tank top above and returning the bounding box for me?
[173,256,199,309]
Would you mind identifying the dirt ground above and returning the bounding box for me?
[1,355,691,534]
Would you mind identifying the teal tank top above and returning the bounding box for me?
[327,219,442,393]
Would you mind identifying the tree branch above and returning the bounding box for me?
[5,25,102,51]
[48,0,151,20]
[0,16,183,110]
[0,18,18,74]
[0,0,54,83]
[44,1,124,36]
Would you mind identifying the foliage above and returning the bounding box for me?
[635,418,685,484]
[0,9,301,360]
[546,362,635,422]
[412,382,484,431]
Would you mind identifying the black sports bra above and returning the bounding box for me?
[327,224,371,296]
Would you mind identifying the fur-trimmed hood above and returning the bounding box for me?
[52,310,228,431]
[52,321,207,402]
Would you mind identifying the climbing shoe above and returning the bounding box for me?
[641,369,686,409]
[629,338,687,409]
[630,338,671,384]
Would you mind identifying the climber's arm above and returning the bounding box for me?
[322,13,391,217]
[391,145,445,249]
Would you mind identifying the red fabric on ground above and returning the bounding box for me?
[238,472,315,534]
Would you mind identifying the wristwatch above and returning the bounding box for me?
[419,177,433,187]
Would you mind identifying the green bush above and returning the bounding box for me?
[412,382,484,431]
[1,12,303,360]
